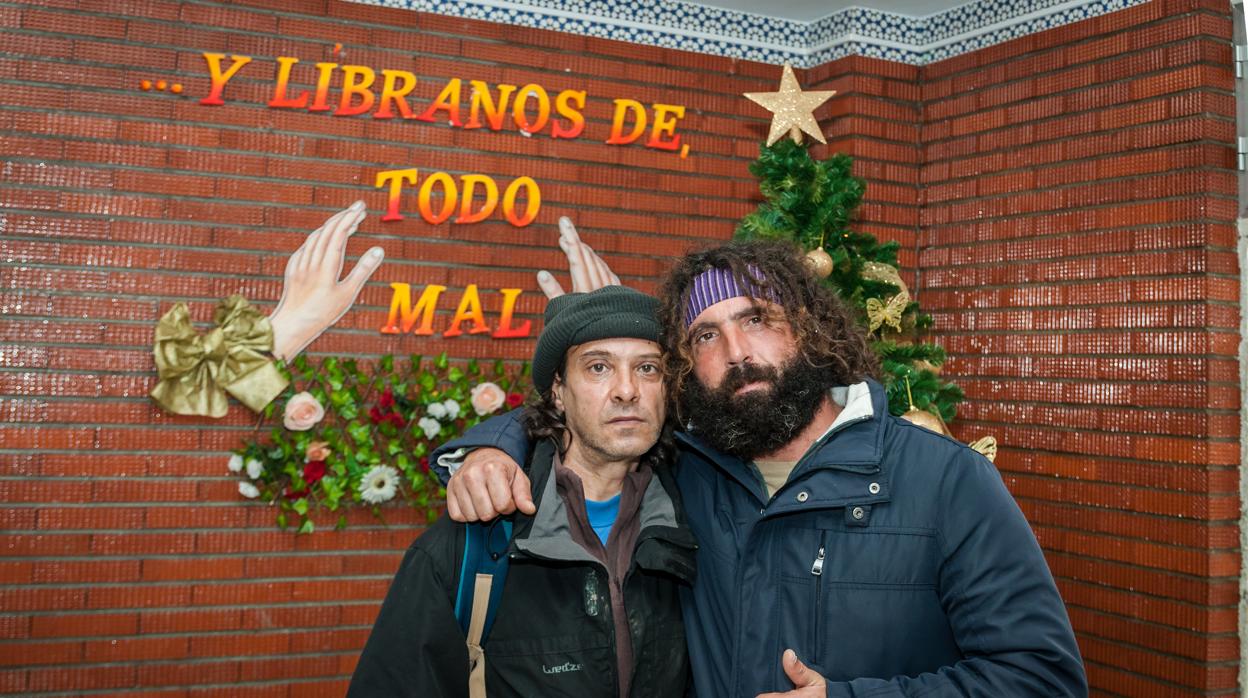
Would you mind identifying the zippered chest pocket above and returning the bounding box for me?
[766,522,945,686]
[773,520,939,587]
[811,526,939,586]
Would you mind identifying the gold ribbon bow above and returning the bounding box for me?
[150,295,290,418]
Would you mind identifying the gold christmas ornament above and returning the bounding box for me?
[743,63,836,146]
[861,261,908,296]
[804,247,833,278]
[968,436,998,462]
[913,359,941,375]
[862,261,910,335]
[866,293,908,334]
[901,407,950,436]
[898,376,951,436]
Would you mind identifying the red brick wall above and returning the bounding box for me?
[0,1,770,694]
[916,0,1240,695]
[1,0,1241,696]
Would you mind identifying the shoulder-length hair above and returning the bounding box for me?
[655,240,880,418]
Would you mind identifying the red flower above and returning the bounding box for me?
[506,393,524,409]
[303,459,327,485]
[283,487,308,500]
[370,388,406,428]
[420,456,430,473]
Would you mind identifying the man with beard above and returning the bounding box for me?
[432,240,1087,698]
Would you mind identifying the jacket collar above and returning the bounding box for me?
[511,440,697,582]
[796,379,886,471]
[676,379,891,504]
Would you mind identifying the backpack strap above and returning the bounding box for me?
[456,519,512,698]
[454,519,512,636]
[481,519,512,638]
[465,574,492,698]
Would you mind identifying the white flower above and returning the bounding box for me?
[359,465,399,504]
[238,481,260,499]
[227,454,244,473]
[245,459,264,480]
[442,399,460,419]
[426,402,447,420]
[417,417,441,440]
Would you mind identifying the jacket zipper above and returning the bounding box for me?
[810,533,826,662]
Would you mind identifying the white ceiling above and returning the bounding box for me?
[688,0,976,22]
[356,0,1117,66]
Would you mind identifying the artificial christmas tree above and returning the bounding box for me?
[738,67,977,448]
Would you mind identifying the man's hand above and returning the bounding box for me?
[268,201,385,360]
[445,448,535,522]
[536,216,620,299]
[756,650,827,698]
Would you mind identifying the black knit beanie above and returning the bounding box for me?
[532,286,660,395]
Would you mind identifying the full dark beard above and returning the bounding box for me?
[680,355,837,461]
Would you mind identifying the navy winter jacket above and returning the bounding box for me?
[432,380,1087,697]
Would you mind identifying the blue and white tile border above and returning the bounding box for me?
[353,0,1150,66]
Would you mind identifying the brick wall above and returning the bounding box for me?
[0,0,1241,696]
[914,0,1240,695]
[0,1,773,694]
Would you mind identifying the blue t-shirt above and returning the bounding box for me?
[584,494,621,547]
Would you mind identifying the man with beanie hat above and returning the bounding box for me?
[348,286,696,698]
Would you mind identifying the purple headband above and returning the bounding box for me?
[683,264,778,327]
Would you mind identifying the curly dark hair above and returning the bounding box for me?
[655,239,880,415]
[520,364,679,471]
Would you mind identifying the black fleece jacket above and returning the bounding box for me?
[347,439,697,698]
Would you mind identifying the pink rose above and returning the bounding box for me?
[283,392,324,431]
[305,440,331,462]
[470,382,506,416]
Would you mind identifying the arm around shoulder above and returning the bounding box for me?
[430,408,534,486]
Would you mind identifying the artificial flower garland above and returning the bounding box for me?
[229,352,528,533]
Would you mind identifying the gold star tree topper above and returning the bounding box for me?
[744,63,836,146]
